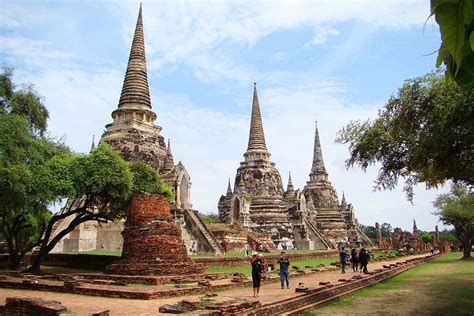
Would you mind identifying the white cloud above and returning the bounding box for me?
[111,0,430,84]
[0,0,444,232]
[304,27,340,47]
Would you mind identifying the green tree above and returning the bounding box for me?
[380,223,393,241]
[419,231,434,244]
[439,228,457,242]
[360,224,377,241]
[0,68,68,269]
[433,184,474,259]
[27,144,174,273]
[336,73,473,200]
[432,0,474,89]
[0,66,49,136]
[200,213,219,225]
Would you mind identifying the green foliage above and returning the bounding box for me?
[419,231,434,243]
[200,213,219,225]
[337,72,474,200]
[0,66,49,135]
[432,0,474,89]
[360,225,377,241]
[129,161,175,203]
[433,183,474,258]
[380,223,392,241]
[0,68,68,269]
[440,228,457,242]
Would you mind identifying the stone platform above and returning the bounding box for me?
[0,253,437,314]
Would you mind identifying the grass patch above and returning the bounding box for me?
[290,257,338,268]
[64,250,122,256]
[205,256,339,276]
[206,265,251,276]
[307,252,474,315]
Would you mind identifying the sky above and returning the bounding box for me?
[0,0,449,232]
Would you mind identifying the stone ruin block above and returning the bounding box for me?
[106,195,203,275]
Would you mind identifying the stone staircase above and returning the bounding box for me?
[304,218,333,249]
[183,209,225,256]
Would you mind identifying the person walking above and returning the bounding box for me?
[278,251,290,289]
[339,247,348,274]
[350,248,359,272]
[244,243,250,257]
[251,253,264,297]
[359,248,369,273]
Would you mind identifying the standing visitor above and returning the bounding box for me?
[251,253,264,297]
[244,243,250,257]
[278,251,290,289]
[339,247,348,274]
[359,248,369,273]
[350,248,359,272]
[251,243,257,255]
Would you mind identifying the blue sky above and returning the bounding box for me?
[0,0,448,232]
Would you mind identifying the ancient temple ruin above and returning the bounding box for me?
[218,86,372,249]
[51,5,223,256]
[302,122,372,247]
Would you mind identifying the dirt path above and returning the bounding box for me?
[308,253,474,315]
[0,254,429,315]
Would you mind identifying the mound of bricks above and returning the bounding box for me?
[2,297,68,315]
[106,194,204,275]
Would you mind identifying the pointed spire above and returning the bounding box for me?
[287,171,294,190]
[308,120,328,182]
[226,178,232,196]
[117,3,152,110]
[413,219,418,234]
[311,121,326,173]
[285,171,295,197]
[90,134,96,152]
[247,83,267,151]
[341,191,347,207]
[163,139,175,171]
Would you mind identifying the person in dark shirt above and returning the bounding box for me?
[350,248,359,272]
[251,253,264,297]
[359,248,369,273]
[278,251,291,289]
[339,247,348,274]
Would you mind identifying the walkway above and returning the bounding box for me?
[0,253,430,315]
[308,252,474,315]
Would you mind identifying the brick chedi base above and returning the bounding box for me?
[106,194,204,275]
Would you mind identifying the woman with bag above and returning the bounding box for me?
[251,253,265,297]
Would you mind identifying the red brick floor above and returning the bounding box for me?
[0,254,428,315]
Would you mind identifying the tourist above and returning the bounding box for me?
[251,243,257,255]
[339,247,348,274]
[244,243,250,257]
[359,248,369,273]
[278,251,290,289]
[251,253,264,297]
[350,248,359,272]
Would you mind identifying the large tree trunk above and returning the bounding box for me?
[462,239,471,259]
[8,252,20,270]
[25,208,98,274]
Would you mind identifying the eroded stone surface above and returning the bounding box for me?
[106,195,203,275]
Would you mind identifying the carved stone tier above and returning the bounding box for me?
[106,194,203,275]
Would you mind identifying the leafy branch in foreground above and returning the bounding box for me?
[336,72,473,200]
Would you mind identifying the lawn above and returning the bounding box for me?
[64,249,122,256]
[205,256,339,276]
[304,252,474,315]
